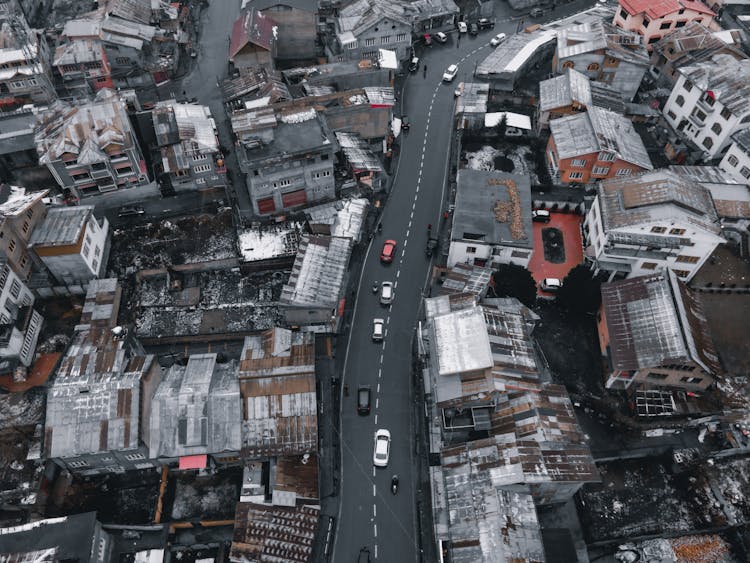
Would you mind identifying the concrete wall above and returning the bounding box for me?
[719,139,750,182]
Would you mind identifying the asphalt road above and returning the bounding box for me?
[331,27,509,563]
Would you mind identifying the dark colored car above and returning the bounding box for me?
[426,237,438,256]
[357,386,371,415]
[117,205,145,217]
[401,115,410,131]
[477,18,495,30]
[358,547,371,563]
[468,22,479,35]
[408,56,419,72]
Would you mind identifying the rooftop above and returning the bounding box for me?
[652,22,744,68]
[153,100,218,153]
[731,128,750,153]
[335,131,383,172]
[451,170,533,248]
[476,28,558,76]
[238,327,315,379]
[0,185,46,218]
[677,54,750,116]
[439,263,493,296]
[600,270,722,374]
[148,353,241,459]
[539,68,593,112]
[229,7,277,61]
[338,0,414,37]
[620,0,715,19]
[549,105,652,169]
[53,39,104,66]
[240,111,335,164]
[238,220,304,263]
[280,235,352,309]
[556,21,649,67]
[431,306,493,377]
[597,168,722,235]
[0,513,105,561]
[29,206,93,247]
[304,197,369,243]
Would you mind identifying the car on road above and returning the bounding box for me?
[477,18,495,30]
[380,281,394,305]
[457,21,467,33]
[540,278,563,292]
[401,115,410,131]
[530,7,544,17]
[358,547,371,563]
[117,205,145,217]
[435,31,448,43]
[373,429,391,467]
[442,64,458,82]
[468,22,479,35]
[372,318,385,341]
[357,386,371,415]
[380,239,397,263]
[490,32,507,46]
[426,237,438,256]
[532,209,551,222]
[408,56,419,72]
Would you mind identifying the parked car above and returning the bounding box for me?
[408,56,419,72]
[423,33,432,46]
[530,7,544,17]
[490,32,507,46]
[357,386,371,415]
[401,115,410,131]
[435,31,448,43]
[468,22,479,35]
[540,278,563,292]
[532,209,551,222]
[457,21,467,33]
[426,237,438,256]
[358,547,371,563]
[118,205,145,217]
[442,64,458,82]
[373,429,391,467]
[380,239,397,263]
[372,318,385,341]
[477,18,495,30]
[380,281,394,305]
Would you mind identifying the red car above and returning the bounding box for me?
[380,239,397,263]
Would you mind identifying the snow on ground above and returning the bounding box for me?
[238,221,305,262]
[466,145,498,170]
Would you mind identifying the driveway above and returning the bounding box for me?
[528,211,584,294]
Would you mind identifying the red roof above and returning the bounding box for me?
[229,8,277,61]
[179,454,208,470]
[619,0,715,19]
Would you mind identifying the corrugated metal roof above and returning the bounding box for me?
[29,206,91,247]
[432,306,493,377]
[678,54,750,116]
[539,68,592,112]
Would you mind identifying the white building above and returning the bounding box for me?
[718,129,750,182]
[447,170,534,269]
[29,206,109,289]
[662,53,750,161]
[584,168,725,282]
[0,256,34,322]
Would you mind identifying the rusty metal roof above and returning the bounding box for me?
[273,454,319,503]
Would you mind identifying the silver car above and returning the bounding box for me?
[380,282,394,305]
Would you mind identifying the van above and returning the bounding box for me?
[457,21,467,33]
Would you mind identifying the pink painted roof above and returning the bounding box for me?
[619,0,715,19]
[179,454,208,470]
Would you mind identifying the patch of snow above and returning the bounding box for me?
[238,221,304,262]
[280,108,316,124]
[466,145,499,171]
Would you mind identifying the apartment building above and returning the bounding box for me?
[598,270,721,390]
[662,54,750,160]
[35,88,149,200]
[613,0,718,49]
[547,106,653,184]
[53,39,115,94]
[0,186,47,280]
[553,20,650,101]
[718,129,750,182]
[584,168,724,282]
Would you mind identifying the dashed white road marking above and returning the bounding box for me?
[374,414,378,424]
[396,270,400,279]
[375,545,378,559]
[373,484,376,497]
[373,504,377,517]
[374,523,378,538]
[372,467,376,477]
[377,383,380,393]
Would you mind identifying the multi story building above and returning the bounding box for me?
[598,270,721,390]
[152,100,225,191]
[29,205,109,288]
[0,186,47,280]
[446,170,534,269]
[613,0,718,49]
[0,301,43,377]
[0,0,56,107]
[0,256,34,321]
[53,39,115,94]
[35,88,149,201]
[237,110,337,216]
[584,168,725,282]
[553,20,650,101]
[718,129,750,182]
[662,53,750,160]
[547,106,653,184]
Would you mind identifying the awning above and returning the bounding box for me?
[179,454,207,470]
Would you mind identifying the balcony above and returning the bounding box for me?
[91,168,112,179]
[695,95,716,114]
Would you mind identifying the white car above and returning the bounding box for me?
[490,33,507,47]
[372,318,385,341]
[457,21,467,33]
[380,282,394,306]
[435,31,448,43]
[373,429,391,467]
[443,64,458,82]
[540,278,563,292]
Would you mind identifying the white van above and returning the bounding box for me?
[457,21,467,33]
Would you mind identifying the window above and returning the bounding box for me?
[598,152,616,162]
[365,38,375,46]
[702,137,713,149]
[643,17,650,26]
[587,62,599,71]
[675,20,686,28]
[116,166,133,176]
[26,209,33,219]
[115,57,130,65]
[568,171,584,180]
[660,22,671,30]
[124,453,146,461]
[346,41,358,50]
[571,158,587,167]
[562,61,574,69]
[620,7,630,18]
[647,372,668,381]
[675,95,685,107]
[466,246,477,254]
[22,221,29,233]
[703,93,715,107]
[396,33,407,41]
[192,153,208,161]
[20,256,26,268]
[616,169,632,176]
[380,35,391,45]
[361,50,377,59]
[272,179,292,188]
[193,163,212,173]
[673,269,690,278]
[83,243,90,257]
[740,166,750,179]
[94,246,101,258]
[8,239,15,253]
[667,110,676,120]
[641,262,658,270]
[669,228,685,235]
[592,166,610,175]
[680,376,703,384]
[683,80,693,92]
[651,226,667,233]
[711,123,722,135]
[67,459,89,468]
[0,266,7,289]
[10,280,20,299]
[676,255,699,263]
[678,8,685,14]
[648,36,660,44]
[720,107,732,120]
[727,155,738,167]
[321,154,329,160]
[92,259,98,271]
